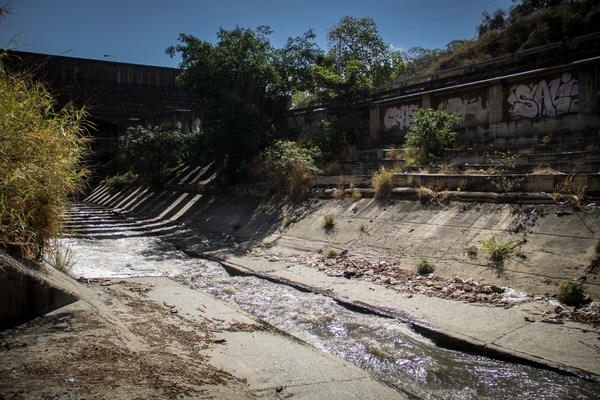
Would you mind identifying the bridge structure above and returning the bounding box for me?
[2,50,202,173]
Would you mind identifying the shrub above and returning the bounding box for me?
[558,279,588,306]
[0,59,89,258]
[485,150,523,193]
[101,171,139,193]
[373,166,394,199]
[405,108,459,163]
[417,258,436,275]
[481,234,521,276]
[251,140,322,199]
[322,214,336,230]
[118,123,189,186]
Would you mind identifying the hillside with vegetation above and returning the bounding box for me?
[403,0,600,76]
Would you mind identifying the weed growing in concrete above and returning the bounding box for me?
[44,239,76,274]
[327,249,339,258]
[417,186,450,204]
[282,217,293,227]
[417,186,434,203]
[402,146,420,168]
[553,172,586,207]
[558,279,588,306]
[357,222,368,232]
[486,150,523,192]
[481,234,522,276]
[372,166,394,199]
[591,237,600,269]
[438,163,459,174]
[466,245,478,260]
[322,214,336,230]
[541,134,554,145]
[351,189,362,199]
[334,176,346,199]
[417,258,435,275]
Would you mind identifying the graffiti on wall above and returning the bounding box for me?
[383,104,418,130]
[437,95,488,125]
[507,72,578,119]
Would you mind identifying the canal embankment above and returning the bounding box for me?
[81,184,600,381]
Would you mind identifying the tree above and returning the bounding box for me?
[117,123,190,186]
[317,16,403,107]
[167,26,323,182]
[478,9,508,37]
[0,55,89,258]
[402,46,446,77]
[405,108,458,163]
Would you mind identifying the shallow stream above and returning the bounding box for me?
[61,203,599,399]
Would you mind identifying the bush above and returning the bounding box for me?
[251,140,322,199]
[558,279,588,306]
[417,258,436,275]
[481,234,521,276]
[0,59,89,258]
[373,166,394,199]
[405,108,458,163]
[118,123,189,186]
[101,171,139,193]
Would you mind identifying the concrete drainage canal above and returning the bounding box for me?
[62,202,598,399]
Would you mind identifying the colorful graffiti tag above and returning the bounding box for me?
[437,96,488,125]
[383,104,418,130]
[507,72,578,119]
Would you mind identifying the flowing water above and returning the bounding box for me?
[61,203,599,399]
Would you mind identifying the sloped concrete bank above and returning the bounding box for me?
[82,184,600,381]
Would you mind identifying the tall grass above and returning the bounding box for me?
[0,57,90,259]
[372,166,394,199]
[481,234,522,276]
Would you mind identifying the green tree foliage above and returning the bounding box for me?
[405,108,458,163]
[117,124,190,186]
[299,117,348,162]
[0,56,89,258]
[250,140,322,198]
[316,16,405,107]
[166,26,323,183]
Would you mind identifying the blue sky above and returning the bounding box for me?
[1,0,514,68]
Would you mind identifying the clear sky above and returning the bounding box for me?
[1,0,514,68]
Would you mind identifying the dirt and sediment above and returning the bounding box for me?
[1,186,600,398]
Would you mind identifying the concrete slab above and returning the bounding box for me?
[127,277,404,399]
